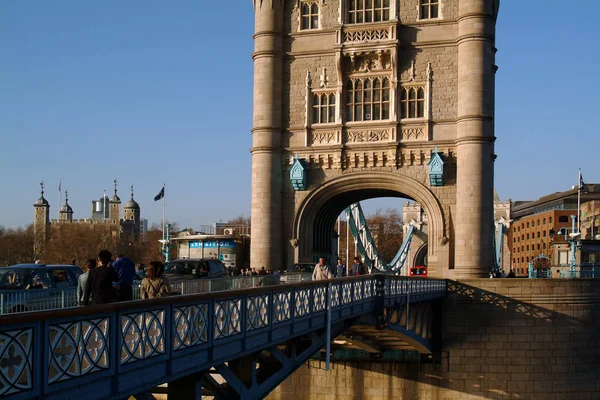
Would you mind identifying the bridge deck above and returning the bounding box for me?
[0,275,446,400]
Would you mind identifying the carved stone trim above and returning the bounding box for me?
[401,127,425,141]
[344,28,390,43]
[311,131,338,145]
[346,129,391,143]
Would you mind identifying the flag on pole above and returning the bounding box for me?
[579,170,585,191]
[154,186,165,201]
[58,179,61,192]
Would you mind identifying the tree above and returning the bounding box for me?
[43,223,118,265]
[334,208,404,265]
[0,225,35,265]
[366,208,404,262]
[226,215,251,226]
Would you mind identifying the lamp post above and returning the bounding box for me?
[568,215,580,278]
[159,223,172,262]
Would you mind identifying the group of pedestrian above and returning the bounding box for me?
[312,256,367,280]
[77,250,171,305]
[238,266,273,276]
[489,269,516,278]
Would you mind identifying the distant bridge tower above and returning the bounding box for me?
[250,0,499,278]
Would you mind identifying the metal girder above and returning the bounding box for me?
[210,321,354,400]
[345,203,417,274]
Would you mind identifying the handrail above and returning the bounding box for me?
[0,275,444,325]
[0,275,446,400]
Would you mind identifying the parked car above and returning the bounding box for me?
[280,263,315,283]
[163,258,229,292]
[0,264,83,313]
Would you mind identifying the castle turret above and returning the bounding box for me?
[124,185,141,238]
[59,190,74,222]
[109,178,121,224]
[33,181,50,257]
[250,0,284,270]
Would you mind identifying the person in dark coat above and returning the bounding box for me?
[112,254,135,301]
[83,250,118,305]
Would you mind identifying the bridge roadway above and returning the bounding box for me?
[0,275,446,400]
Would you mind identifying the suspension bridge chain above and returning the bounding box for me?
[345,203,416,274]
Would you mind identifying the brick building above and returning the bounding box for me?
[510,184,600,276]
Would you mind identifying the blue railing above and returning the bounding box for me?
[0,275,279,315]
[0,275,446,400]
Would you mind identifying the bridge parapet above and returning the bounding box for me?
[0,276,445,400]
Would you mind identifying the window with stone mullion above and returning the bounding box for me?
[400,87,425,119]
[348,0,390,24]
[313,93,336,124]
[301,2,319,30]
[420,0,439,19]
[345,77,390,122]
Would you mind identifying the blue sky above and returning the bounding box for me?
[1,1,599,228]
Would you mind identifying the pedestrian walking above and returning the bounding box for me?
[112,254,135,301]
[140,261,171,299]
[83,250,118,305]
[312,257,334,280]
[335,258,346,277]
[351,257,365,276]
[77,259,96,305]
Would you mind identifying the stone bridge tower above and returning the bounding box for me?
[250,0,499,278]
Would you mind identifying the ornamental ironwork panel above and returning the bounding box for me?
[214,299,242,340]
[48,318,109,383]
[273,292,291,324]
[313,286,326,312]
[174,304,208,351]
[342,282,352,305]
[121,310,165,364]
[353,281,363,301]
[331,284,340,308]
[363,279,373,298]
[294,288,310,317]
[247,295,269,331]
[0,328,33,396]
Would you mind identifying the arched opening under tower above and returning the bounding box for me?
[292,172,449,278]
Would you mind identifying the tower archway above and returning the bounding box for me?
[293,172,449,277]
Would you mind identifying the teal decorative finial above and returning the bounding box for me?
[113,178,118,196]
[40,181,44,196]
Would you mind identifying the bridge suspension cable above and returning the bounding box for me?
[345,203,417,274]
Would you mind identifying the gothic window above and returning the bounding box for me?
[400,86,425,119]
[312,93,336,124]
[419,0,439,19]
[301,2,319,30]
[345,77,390,122]
[348,0,390,24]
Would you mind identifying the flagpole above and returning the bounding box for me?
[578,169,582,234]
[58,180,61,220]
[162,184,166,242]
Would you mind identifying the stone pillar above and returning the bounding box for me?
[454,0,496,278]
[250,0,283,271]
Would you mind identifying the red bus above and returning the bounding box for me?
[409,265,428,277]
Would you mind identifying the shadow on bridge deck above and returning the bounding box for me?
[267,279,600,400]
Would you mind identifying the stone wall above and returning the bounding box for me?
[267,279,600,399]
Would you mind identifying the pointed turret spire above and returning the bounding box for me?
[60,189,73,214]
[125,184,140,210]
[34,181,49,206]
[110,178,121,203]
